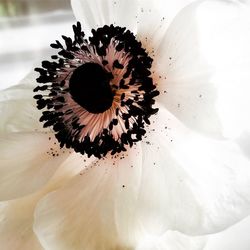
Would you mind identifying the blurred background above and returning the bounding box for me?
[0,0,74,90]
[0,1,250,249]
[0,0,70,16]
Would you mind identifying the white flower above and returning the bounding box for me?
[1,0,250,249]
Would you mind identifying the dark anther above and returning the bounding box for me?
[113,59,124,69]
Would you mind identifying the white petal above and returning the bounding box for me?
[155,0,250,139]
[136,231,205,250]
[0,72,71,200]
[71,0,139,34]
[0,98,42,134]
[0,71,46,134]
[0,197,44,250]
[0,153,94,250]
[6,70,39,89]
[0,91,42,134]
[34,144,145,250]
[204,215,250,250]
[139,104,250,235]
[70,0,196,49]
[235,130,250,160]
[34,105,250,248]
[137,0,196,52]
[0,132,70,200]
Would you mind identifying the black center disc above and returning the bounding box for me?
[69,63,114,114]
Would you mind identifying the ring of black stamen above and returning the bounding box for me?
[34,22,159,158]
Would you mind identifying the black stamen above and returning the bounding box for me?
[34,23,159,158]
[113,59,124,69]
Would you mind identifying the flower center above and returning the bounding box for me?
[34,22,159,158]
[69,63,114,114]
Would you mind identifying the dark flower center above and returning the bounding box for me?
[33,22,159,158]
[69,63,114,114]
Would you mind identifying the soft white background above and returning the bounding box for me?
[0,0,250,249]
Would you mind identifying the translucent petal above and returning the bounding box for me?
[34,145,144,250]
[71,0,140,34]
[34,104,250,249]
[155,0,250,139]
[7,70,39,89]
[0,132,70,200]
[0,92,42,134]
[0,153,94,250]
[0,71,45,133]
[0,198,44,250]
[136,0,196,52]
[70,0,196,43]
[139,104,250,235]
[136,231,205,250]
[204,215,250,250]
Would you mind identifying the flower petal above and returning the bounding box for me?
[70,0,196,45]
[204,215,250,250]
[71,0,139,34]
[0,197,44,250]
[0,71,45,133]
[0,153,94,250]
[139,104,250,235]
[34,104,250,248]
[0,132,70,200]
[136,231,205,250]
[155,0,250,139]
[136,0,196,51]
[0,92,42,134]
[34,144,144,250]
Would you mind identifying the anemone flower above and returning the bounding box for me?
[1,0,250,249]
